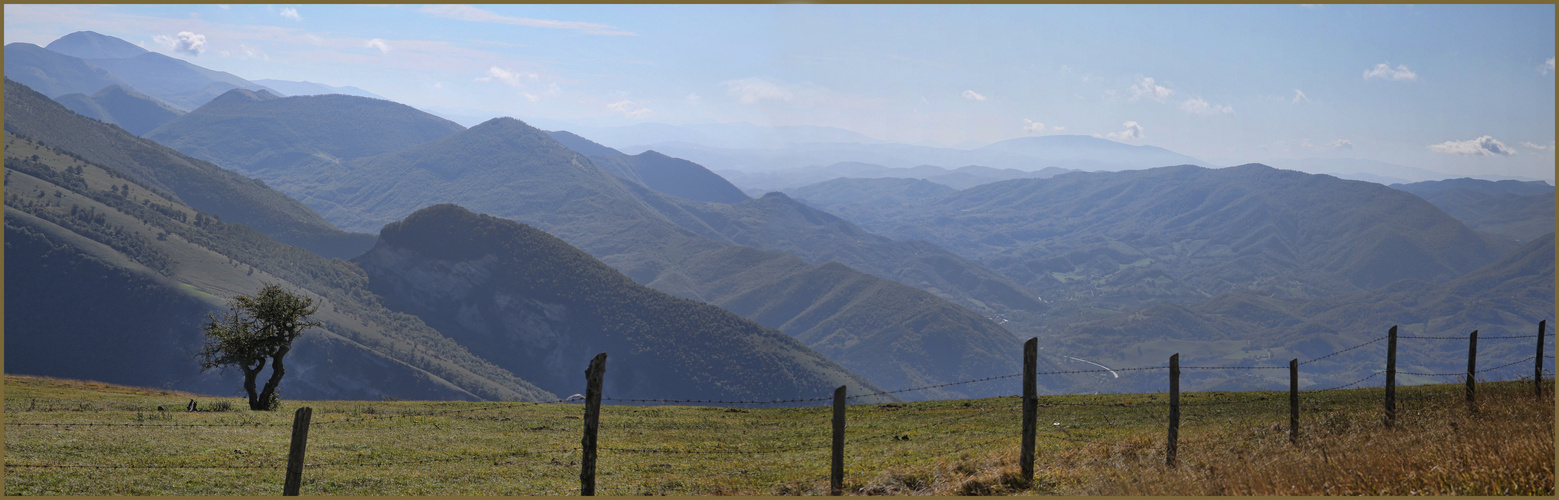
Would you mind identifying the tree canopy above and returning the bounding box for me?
[199,284,320,410]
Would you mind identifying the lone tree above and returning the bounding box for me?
[199,284,321,410]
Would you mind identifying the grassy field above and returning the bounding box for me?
[3,374,1551,495]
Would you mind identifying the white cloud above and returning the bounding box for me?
[1542,57,1555,76]
[154,31,207,56]
[722,77,795,105]
[1129,77,1173,102]
[608,99,652,118]
[476,66,538,87]
[1292,89,1309,103]
[1181,97,1234,115]
[365,38,391,54]
[420,5,635,36]
[1363,63,1417,81]
[433,82,444,90]
[1104,121,1144,141]
[1329,139,1353,150]
[962,90,987,101]
[237,43,267,60]
[1302,138,1315,148]
[1022,119,1063,133]
[1521,141,1554,151]
[686,92,702,103]
[1427,136,1515,156]
[280,7,300,21]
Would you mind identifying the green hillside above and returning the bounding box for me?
[5,79,374,259]
[357,204,885,401]
[4,129,556,403]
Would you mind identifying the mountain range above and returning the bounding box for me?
[1391,178,1554,244]
[617,134,1211,178]
[5,80,889,403]
[83,85,1058,399]
[7,29,1551,403]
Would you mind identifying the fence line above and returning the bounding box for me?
[7,321,1550,496]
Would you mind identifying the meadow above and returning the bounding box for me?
[3,374,1551,495]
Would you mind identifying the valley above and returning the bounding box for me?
[4,27,1553,408]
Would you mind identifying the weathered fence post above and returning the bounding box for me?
[1166,353,1179,467]
[1020,338,1038,486]
[282,406,312,496]
[1289,358,1299,445]
[1384,325,1397,428]
[580,353,606,496]
[831,385,847,496]
[1466,330,1478,413]
[1537,320,1547,399]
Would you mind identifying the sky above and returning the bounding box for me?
[4,4,1555,181]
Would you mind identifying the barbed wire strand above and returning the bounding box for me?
[1298,336,1388,366]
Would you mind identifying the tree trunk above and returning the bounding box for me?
[257,346,292,410]
[242,362,263,410]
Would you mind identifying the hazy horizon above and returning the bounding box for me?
[5,4,1554,182]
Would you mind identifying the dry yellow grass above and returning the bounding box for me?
[4,375,1551,495]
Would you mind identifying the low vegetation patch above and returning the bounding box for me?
[3,374,1550,495]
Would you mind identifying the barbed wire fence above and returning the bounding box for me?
[5,321,1551,495]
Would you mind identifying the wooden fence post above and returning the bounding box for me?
[831,385,847,496]
[1166,353,1179,467]
[1020,337,1038,486]
[1384,325,1397,428]
[1289,358,1299,445]
[1466,330,1478,413]
[1537,320,1546,399]
[580,353,606,496]
[282,406,312,496]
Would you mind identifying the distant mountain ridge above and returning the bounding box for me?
[827,164,1513,317]
[1392,178,1555,243]
[53,84,184,136]
[146,89,465,177]
[43,30,151,59]
[252,79,387,100]
[549,130,750,204]
[621,134,1210,176]
[6,31,281,112]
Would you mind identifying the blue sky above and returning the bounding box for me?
[5,4,1554,181]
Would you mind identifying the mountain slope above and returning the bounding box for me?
[54,84,184,136]
[356,204,887,401]
[845,164,1512,315]
[80,51,280,111]
[146,90,465,176]
[3,42,131,98]
[1392,178,1554,243]
[785,177,958,227]
[5,79,374,259]
[252,79,387,100]
[43,30,151,59]
[550,130,750,204]
[5,131,555,402]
